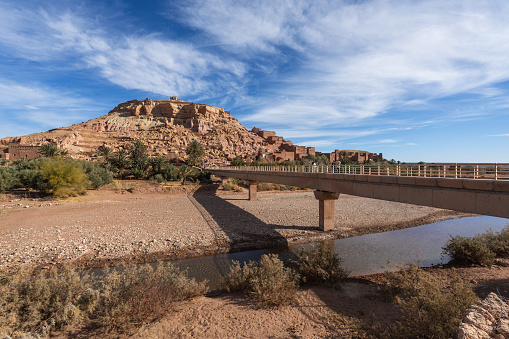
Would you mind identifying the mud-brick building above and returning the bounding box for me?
[0,143,40,161]
[317,150,384,163]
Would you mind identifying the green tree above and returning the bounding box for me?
[178,165,199,184]
[109,150,131,179]
[38,158,88,197]
[129,140,149,178]
[97,145,111,159]
[148,155,167,175]
[230,156,245,166]
[38,143,66,158]
[186,140,204,167]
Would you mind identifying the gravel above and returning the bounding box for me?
[0,188,465,269]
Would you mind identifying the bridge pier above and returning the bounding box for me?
[314,190,340,231]
[248,181,259,200]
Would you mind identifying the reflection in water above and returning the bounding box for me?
[170,216,509,288]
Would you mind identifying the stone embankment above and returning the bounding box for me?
[456,292,509,338]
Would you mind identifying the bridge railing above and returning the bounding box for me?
[208,163,509,180]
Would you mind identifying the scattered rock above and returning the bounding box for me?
[456,293,509,339]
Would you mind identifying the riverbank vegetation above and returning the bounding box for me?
[222,244,349,306]
[375,264,478,338]
[0,263,207,338]
[442,226,509,266]
[0,157,113,197]
[0,141,212,198]
[0,246,492,338]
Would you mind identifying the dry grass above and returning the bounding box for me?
[221,254,300,307]
[292,242,349,285]
[0,263,208,338]
[374,264,478,338]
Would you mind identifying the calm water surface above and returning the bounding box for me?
[168,216,509,288]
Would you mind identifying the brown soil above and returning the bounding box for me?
[75,266,508,339]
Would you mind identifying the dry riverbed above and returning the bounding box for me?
[0,183,466,270]
[3,183,508,338]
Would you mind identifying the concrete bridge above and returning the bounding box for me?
[208,164,509,231]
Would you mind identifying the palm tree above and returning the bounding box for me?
[38,143,61,158]
[148,155,167,174]
[179,165,198,184]
[186,140,204,167]
[97,145,111,159]
[111,149,131,178]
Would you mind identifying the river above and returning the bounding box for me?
[169,216,509,288]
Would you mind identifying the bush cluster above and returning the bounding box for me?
[99,141,208,183]
[442,226,509,266]
[0,157,113,197]
[221,244,348,307]
[221,254,300,307]
[222,178,246,192]
[291,242,349,284]
[379,264,478,338]
[0,263,208,337]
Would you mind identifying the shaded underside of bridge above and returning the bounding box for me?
[209,169,509,220]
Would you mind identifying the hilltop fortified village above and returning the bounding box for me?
[0,98,382,164]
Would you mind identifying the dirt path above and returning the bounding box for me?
[0,184,466,269]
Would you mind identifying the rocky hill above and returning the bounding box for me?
[0,98,300,165]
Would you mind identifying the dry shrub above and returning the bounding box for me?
[0,265,96,338]
[222,254,299,307]
[480,226,509,258]
[379,264,478,338]
[0,263,208,337]
[442,235,496,266]
[442,226,509,266]
[257,182,275,191]
[94,263,208,333]
[292,242,349,284]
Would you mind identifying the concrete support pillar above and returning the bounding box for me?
[248,181,259,200]
[220,176,229,186]
[314,190,340,231]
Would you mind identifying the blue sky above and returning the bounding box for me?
[1,0,509,163]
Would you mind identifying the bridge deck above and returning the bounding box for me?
[209,165,509,222]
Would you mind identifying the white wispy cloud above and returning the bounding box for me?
[378,139,400,144]
[0,80,100,134]
[177,0,509,135]
[0,2,246,101]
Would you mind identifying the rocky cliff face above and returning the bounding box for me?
[0,98,274,165]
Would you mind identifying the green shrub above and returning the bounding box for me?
[79,160,114,189]
[38,158,88,197]
[380,264,478,338]
[480,226,509,258]
[222,254,299,307]
[442,235,496,266]
[161,164,179,181]
[0,168,15,192]
[292,242,349,284]
[230,156,245,166]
